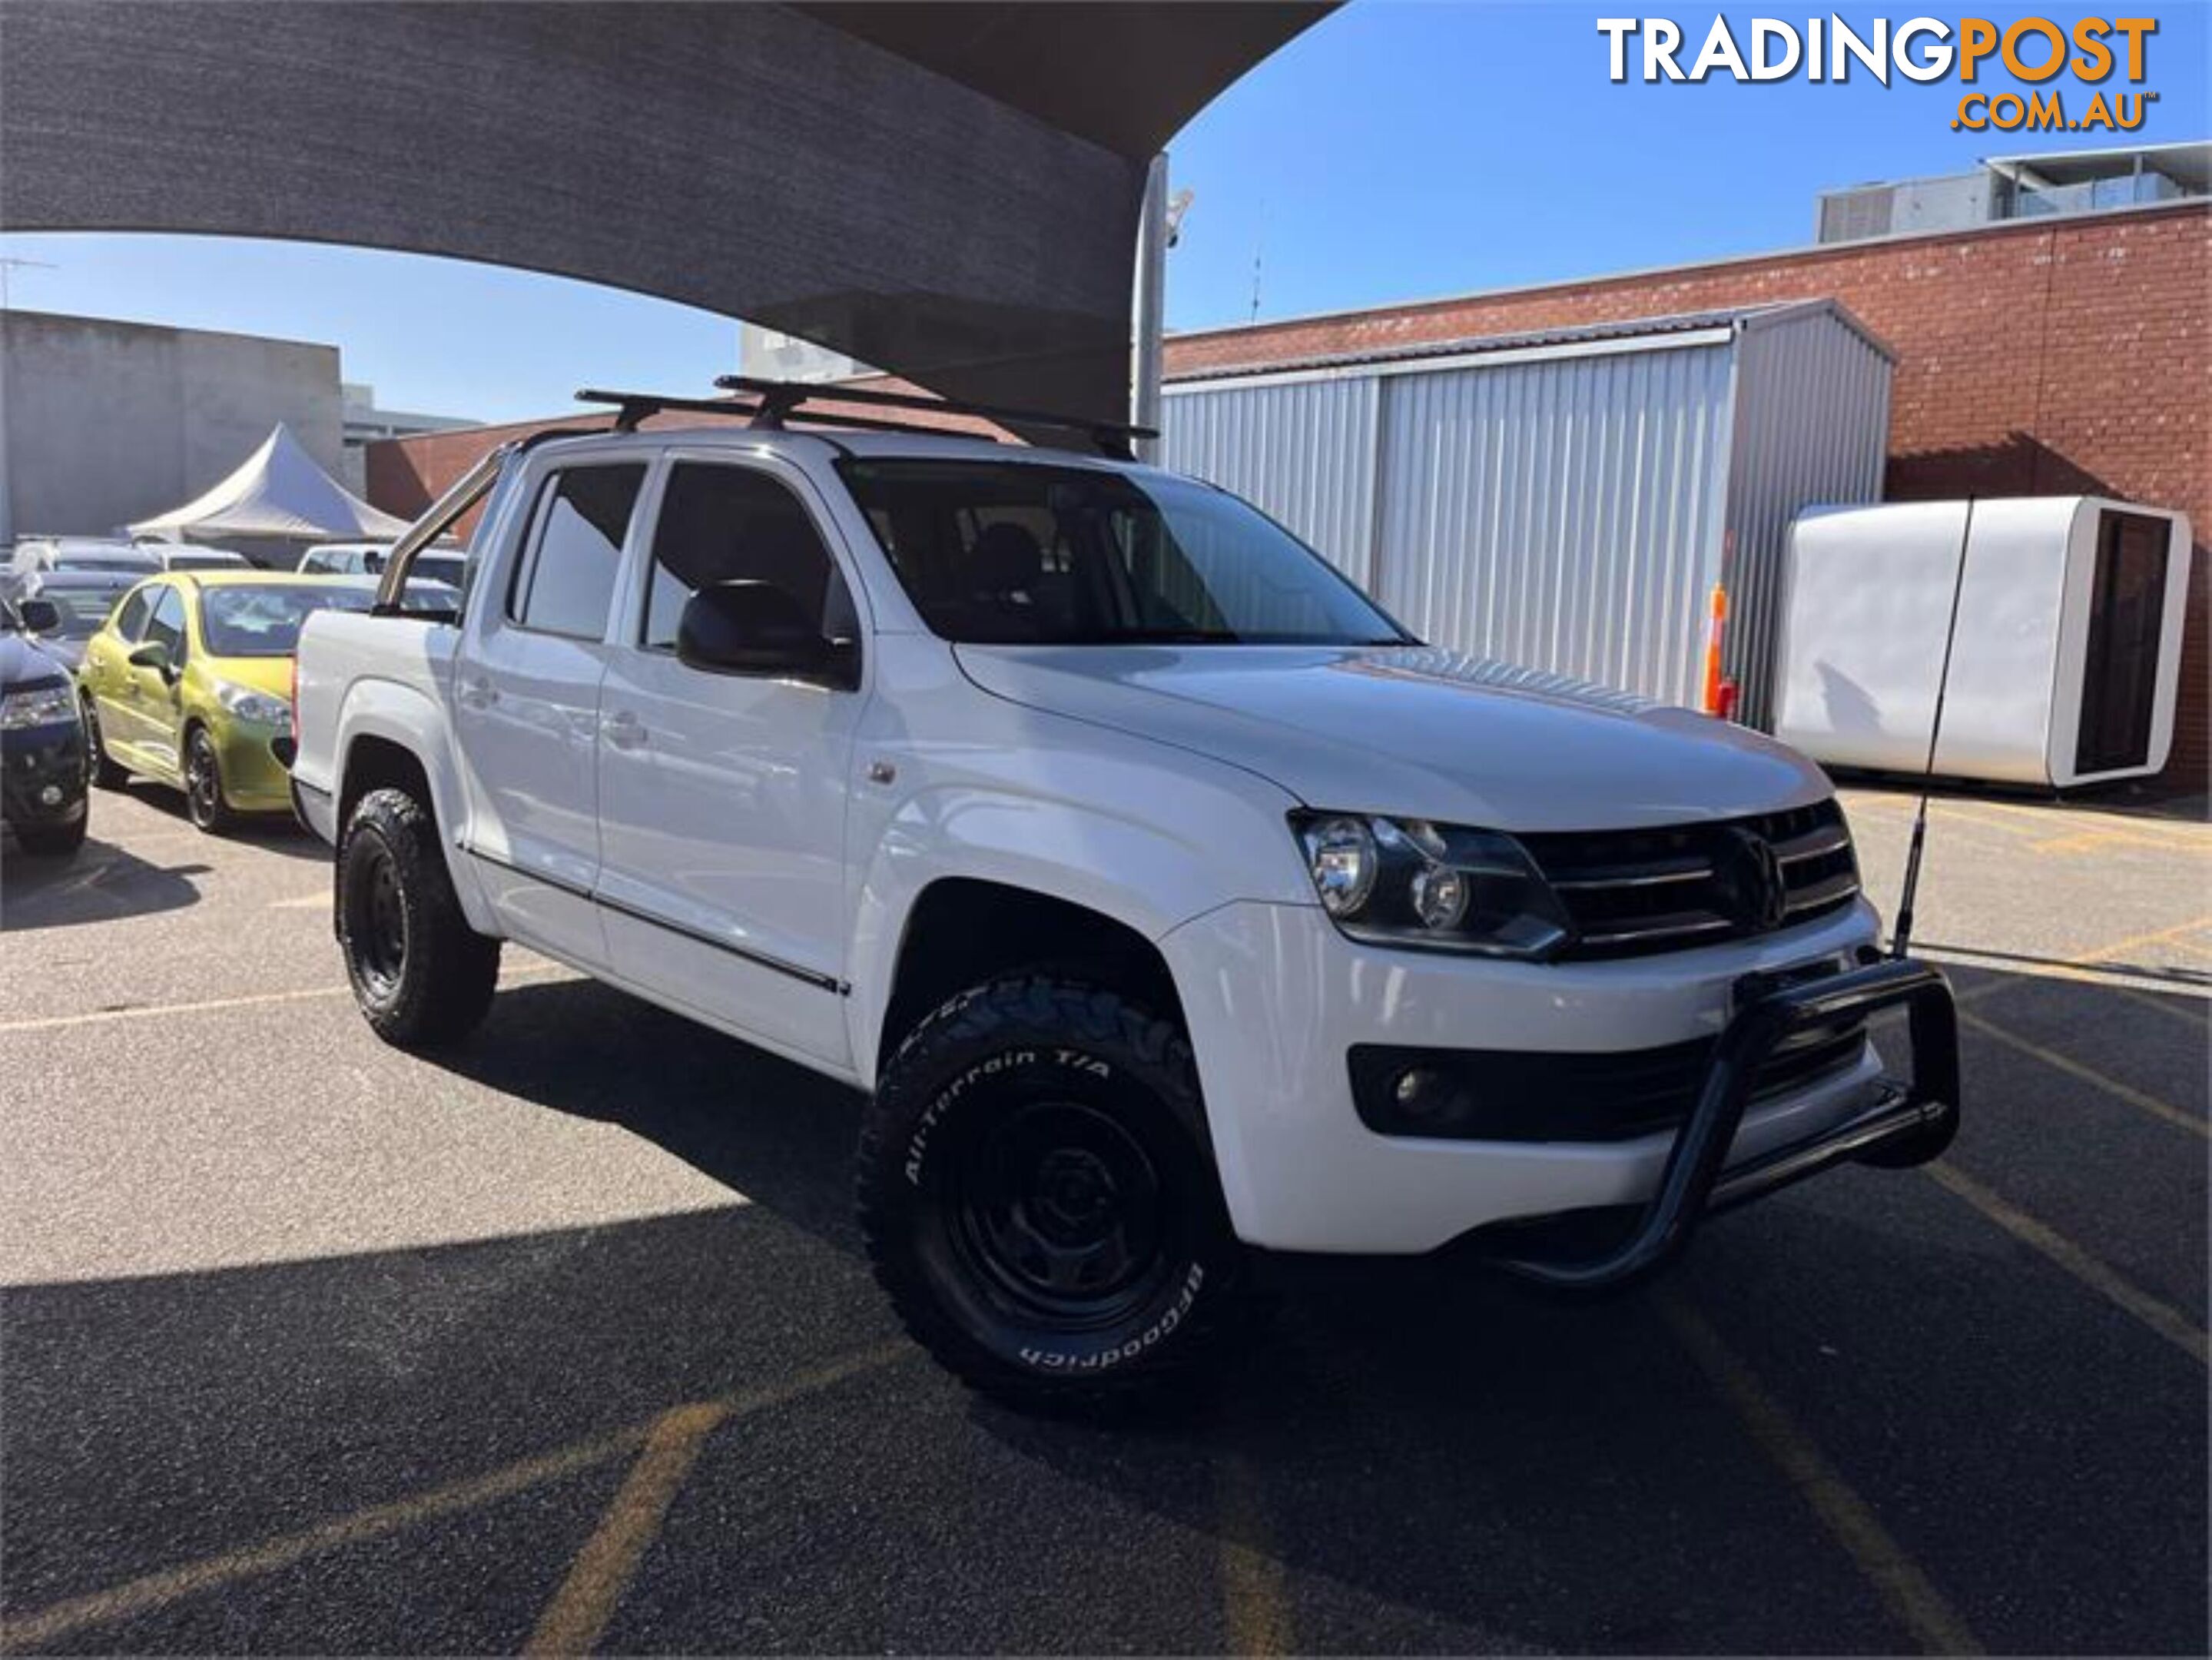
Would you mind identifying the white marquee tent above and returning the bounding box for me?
[128,423,410,543]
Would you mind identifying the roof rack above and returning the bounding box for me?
[574,387,967,443]
[574,380,1156,460]
[717,375,1155,460]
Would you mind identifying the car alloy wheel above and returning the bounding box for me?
[184,729,228,832]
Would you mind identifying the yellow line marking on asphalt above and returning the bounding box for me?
[0,964,573,1034]
[1916,948,2210,1017]
[2081,913,2212,966]
[1658,1295,1982,1657]
[0,1344,908,1653]
[1215,1451,1293,1658]
[266,892,332,908]
[525,1401,733,1656]
[1958,1008,2207,1138]
[522,1344,907,1657]
[2029,828,2212,856]
[2001,804,2210,842]
[0,982,355,1033]
[1924,1164,2208,1366]
[0,1426,646,1652]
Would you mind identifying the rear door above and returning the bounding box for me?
[452,459,648,969]
[595,455,867,1065]
[80,582,156,753]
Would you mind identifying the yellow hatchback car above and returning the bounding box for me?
[76,572,453,832]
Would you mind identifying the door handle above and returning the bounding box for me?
[458,674,498,710]
[604,709,646,750]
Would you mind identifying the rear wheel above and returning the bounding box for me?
[858,976,1252,1410]
[81,696,126,788]
[182,726,232,833]
[337,786,500,1049]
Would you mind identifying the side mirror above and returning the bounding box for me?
[18,599,59,633]
[676,581,851,686]
[128,641,174,678]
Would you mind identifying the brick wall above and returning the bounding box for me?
[1165,203,2210,788]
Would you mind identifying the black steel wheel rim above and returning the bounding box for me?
[347,838,409,999]
[186,733,220,823]
[949,1097,1176,1329]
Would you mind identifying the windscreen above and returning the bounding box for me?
[165,553,242,572]
[32,588,123,638]
[199,585,373,656]
[838,459,1408,647]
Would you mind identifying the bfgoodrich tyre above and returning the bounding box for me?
[858,976,1252,1409]
[337,785,500,1050]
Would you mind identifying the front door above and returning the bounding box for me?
[80,582,158,761]
[595,456,866,1066]
[452,460,647,970]
[118,583,191,782]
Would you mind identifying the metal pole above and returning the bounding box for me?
[1129,152,1169,465]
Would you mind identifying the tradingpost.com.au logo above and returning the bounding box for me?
[1597,16,2160,132]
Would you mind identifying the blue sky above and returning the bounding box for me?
[5,2,2204,425]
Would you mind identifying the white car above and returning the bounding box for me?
[151,545,254,573]
[300,540,467,591]
[289,382,1960,1407]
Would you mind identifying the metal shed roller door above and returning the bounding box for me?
[1160,377,1380,589]
[1371,344,1735,709]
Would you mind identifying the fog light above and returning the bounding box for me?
[37,784,62,806]
[1391,1066,1471,1128]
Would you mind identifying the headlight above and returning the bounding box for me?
[0,680,77,732]
[1292,812,1571,958]
[214,681,290,726]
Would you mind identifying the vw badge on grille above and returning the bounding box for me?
[1720,828,1789,931]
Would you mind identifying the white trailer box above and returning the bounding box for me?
[1775,497,2193,787]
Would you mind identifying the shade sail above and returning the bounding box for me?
[0,2,1331,425]
[129,426,411,542]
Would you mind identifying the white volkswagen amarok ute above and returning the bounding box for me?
[290,378,1959,1407]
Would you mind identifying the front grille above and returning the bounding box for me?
[1349,1020,1872,1143]
[1520,799,1861,960]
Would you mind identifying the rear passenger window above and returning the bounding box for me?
[509,465,645,639]
[642,464,856,651]
[142,587,187,666]
[111,586,155,642]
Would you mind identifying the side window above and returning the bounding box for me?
[642,463,857,652]
[508,464,645,639]
[143,586,187,666]
[111,586,155,642]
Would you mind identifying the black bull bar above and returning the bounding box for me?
[1497,957,1960,1292]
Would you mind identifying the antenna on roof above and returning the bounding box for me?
[1890,498,1975,960]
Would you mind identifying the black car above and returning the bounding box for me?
[1,596,90,857]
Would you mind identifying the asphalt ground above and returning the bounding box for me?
[2,778,2205,1655]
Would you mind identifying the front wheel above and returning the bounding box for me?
[337,786,501,1050]
[182,726,232,833]
[13,812,87,858]
[858,977,1252,1410]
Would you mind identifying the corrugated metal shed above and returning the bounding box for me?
[1160,299,1893,724]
